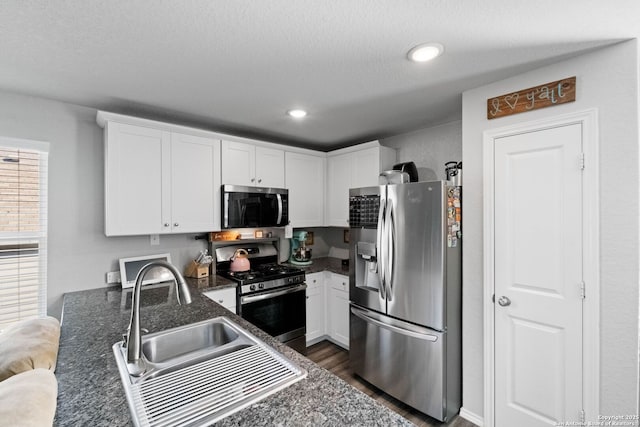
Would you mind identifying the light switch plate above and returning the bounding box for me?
[150,234,160,245]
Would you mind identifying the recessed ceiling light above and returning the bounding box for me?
[287,109,307,119]
[407,42,444,63]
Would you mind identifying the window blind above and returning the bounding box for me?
[0,138,48,330]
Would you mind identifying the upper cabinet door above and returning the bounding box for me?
[221,140,256,186]
[104,120,222,236]
[326,152,352,227]
[352,147,381,188]
[255,146,285,188]
[170,133,221,232]
[325,145,396,227]
[285,152,324,227]
[221,140,285,188]
[105,122,169,236]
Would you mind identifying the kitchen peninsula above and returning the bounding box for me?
[54,278,412,426]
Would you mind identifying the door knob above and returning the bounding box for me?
[497,296,511,307]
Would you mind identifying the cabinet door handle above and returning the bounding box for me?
[258,178,262,183]
[174,223,179,227]
[251,178,255,183]
[164,223,170,227]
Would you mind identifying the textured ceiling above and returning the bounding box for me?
[1,1,638,150]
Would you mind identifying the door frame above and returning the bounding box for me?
[482,109,600,426]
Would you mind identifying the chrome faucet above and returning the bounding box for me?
[124,260,192,376]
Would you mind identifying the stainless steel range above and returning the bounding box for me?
[214,242,307,354]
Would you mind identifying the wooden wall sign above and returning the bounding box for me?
[487,76,576,119]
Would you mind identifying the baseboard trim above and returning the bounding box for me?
[306,335,328,347]
[459,407,484,427]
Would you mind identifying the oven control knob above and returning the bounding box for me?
[250,284,256,291]
[258,283,264,289]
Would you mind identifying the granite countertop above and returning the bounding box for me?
[54,277,411,426]
[285,256,350,276]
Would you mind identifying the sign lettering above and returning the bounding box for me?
[487,77,576,119]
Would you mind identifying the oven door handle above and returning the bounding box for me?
[241,284,307,304]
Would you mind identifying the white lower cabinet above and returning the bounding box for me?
[203,287,237,314]
[305,272,325,345]
[305,271,350,349]
[327,273,349,349]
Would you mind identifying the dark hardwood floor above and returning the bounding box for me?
[306,340,476,427]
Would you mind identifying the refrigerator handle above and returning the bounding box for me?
[350,305,438,342]
[386,201,395,301]
[376,195,387,301]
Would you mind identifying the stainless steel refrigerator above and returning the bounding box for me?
[348,181,461,422]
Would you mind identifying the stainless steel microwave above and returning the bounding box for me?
[221,185,289,229]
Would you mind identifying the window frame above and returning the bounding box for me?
[0,136,49,329]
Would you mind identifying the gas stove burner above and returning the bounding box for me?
[228,271,257,280]
[258,264,303,274]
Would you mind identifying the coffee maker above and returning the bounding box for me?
[289,231,312,265]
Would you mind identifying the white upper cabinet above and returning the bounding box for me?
[221,140,285,188]
[220,140,254,186]
[100,113,396,235]
[105,122,168,236]
[103,119,221,236]
[352,146,385,188]
[325,143,396,227]
[285,151,325,227]
[255,146,285,188]
[326,152,353,227]
[169,132,221,233]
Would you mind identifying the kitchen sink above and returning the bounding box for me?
[113,317,307,426]
[142,319,241,363]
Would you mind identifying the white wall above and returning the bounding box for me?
[0,91,209,318]
[462,40,639,419]
[381,120,462,181]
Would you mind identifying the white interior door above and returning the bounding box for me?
[493,123,583,426]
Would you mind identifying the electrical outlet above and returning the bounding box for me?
[150,234,160,246]
[106,271,121,284]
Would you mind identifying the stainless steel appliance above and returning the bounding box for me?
[214,243,307,354]
[221,185,288,229]
[348,181,462,422]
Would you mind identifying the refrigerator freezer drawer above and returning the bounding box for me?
[349,305,452,422]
